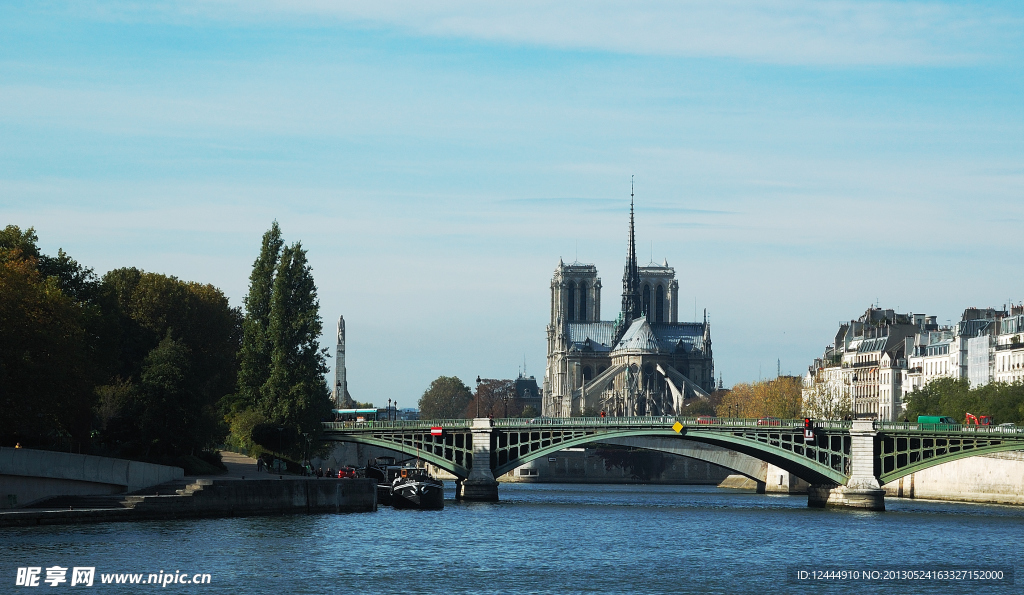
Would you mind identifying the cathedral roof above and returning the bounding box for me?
[610,319,707,354]
[614,318,660,352]
[568,322,616,352]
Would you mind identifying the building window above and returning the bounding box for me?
[656,285,665,323]
[567,281,576,321]
[642,284,651,319]
[579,281,588,322]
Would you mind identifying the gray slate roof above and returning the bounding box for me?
[568,322,616,352]
[569,319,707,354]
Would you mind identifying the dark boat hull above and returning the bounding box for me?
[390,481,444,510]
[376,483,393,506]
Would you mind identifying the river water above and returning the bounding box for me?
[2,484,1021,594]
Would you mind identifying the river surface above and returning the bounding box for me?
[2,484,1021,594]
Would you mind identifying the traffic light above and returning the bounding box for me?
[804,418,812,430]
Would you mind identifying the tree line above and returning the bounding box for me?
[0,223,332,472]
[417,376,539,419]
[904,378,1024,425]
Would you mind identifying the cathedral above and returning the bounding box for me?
[543,194,715,417]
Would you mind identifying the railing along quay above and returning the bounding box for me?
[321,417,1024,435]
[875,421,1024,435]
[323,416,860,432]
[322,419,472,431]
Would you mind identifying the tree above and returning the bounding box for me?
[0,245,94,447]
[905,377,1024,425]
[716,377,803,419]
[135,334,214,457]
[92,269,240,459]
[521,405,540,418]
[260,241,333,451]
[0,225,41,260]
[802,372,853,420]
[419,376,473,420]
[467,378,519,418]
[236,222,283,411]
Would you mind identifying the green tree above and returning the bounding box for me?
[235,222,283,411]
[419,376,473,419]
[905,377,1024,425]
[92,269,240,458]
[0,247,94,447]
[0,225,41,260]
[904,377,972,422]
[260,241,332,452]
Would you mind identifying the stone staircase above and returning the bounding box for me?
[25,479,213,510]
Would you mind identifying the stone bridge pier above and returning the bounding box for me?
[807,419,885,510]
[456,418,499,501]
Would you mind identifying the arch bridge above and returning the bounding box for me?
[321,416,1024,509]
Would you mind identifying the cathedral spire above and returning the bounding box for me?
[620,177,641,322]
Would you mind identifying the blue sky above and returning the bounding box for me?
[3,1,1023,407]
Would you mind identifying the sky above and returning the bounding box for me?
[2,1,1023,408]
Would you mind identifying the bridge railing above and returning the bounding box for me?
[672,417,851,430]
[875,421,1024,435]
[496,416,854,431]
[321,416,861,432]
[321,419,472,431]
[493,416,679,428]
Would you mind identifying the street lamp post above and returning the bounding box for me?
[476,376,481,418]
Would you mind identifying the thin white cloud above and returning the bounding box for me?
[79,0,1021,66]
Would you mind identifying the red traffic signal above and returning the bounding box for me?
[804,418,812,430]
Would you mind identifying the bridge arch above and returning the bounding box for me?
[876,431,1024,484]
[326,430,473,478]
[490,428,848,485]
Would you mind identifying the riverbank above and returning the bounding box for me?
[0,477,377,527]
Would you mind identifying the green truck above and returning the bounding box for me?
[917,415,957,427]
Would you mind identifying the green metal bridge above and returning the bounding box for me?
[322,416,1024,508]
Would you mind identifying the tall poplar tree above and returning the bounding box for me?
[261,242,332,445]
[235,222,283,410]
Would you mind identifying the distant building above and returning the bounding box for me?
[544,194,714,417]
[995,307,1024,385]
[805,308,932,421]
[807,305,1015,421]
[514,374,543,414]
[396,408,419,421]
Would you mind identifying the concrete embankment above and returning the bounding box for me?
[882,451,1024,505]
[1,447,184,508]
[0,478,377,527]
[718,451,1024,506]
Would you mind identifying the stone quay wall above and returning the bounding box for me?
[0,478,377,527]
[1,447,184,508]
[882,451,1024,506]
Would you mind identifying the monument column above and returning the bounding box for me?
[456,418,499,501]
